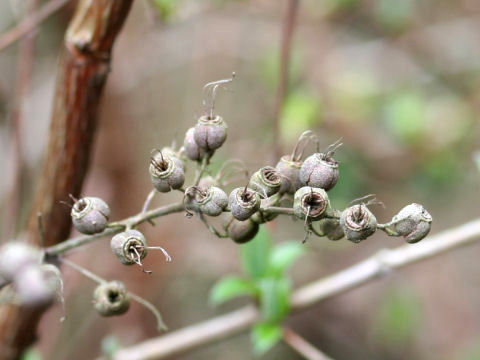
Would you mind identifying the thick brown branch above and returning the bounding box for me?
[0,1,134,358]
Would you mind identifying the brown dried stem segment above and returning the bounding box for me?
[0,1,134,359]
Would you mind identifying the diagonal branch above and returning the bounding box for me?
[0,0,71,52]
[0,1,134,359]
[111,217,480,360]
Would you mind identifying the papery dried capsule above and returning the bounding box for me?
[392,203,432,244]
[15,265,56,307]
[111,230,148,265]
[149,152,185,192]
[224,217,259,244]
[185,186,228,217]
[229,187,261,221]
[293,187,330,221]
[0,242,41,281]
[318,210,344,241]
[93,281,130,317]
[299,153,339,191]
[340,205,377,243]
[161,146,185,170]
[183,127,206,162]
[71,197,111,235]
[194,115,227,152]
[275,155,303,194]
[249,166,282,198]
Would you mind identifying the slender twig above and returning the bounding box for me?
[110,217,480,360]
[60,257,167,331]
[271,0,299,161]
[45,202,185,256]
[283,327,334,360]
[194,156,209,186]
[0,0,70,52]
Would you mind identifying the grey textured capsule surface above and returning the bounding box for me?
[150,153,185,192]
[161,146,185,170]
[111,230,148,265]
[194,115,227,152]
[199,186,228,216]
[393,203,432,243]
[184,127,206,162]
[299,153,339,191]
[249,166,282,198]
[340,205,377,243]
[71,197,111,235]
[93,281,130,317]
[318,211,344,241]
[225,217,260,244]
[229,187,261,221]
[0,242,42,281]
[293,186,330,221]
[275,155,302,194]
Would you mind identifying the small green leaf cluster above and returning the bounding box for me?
[209,227,305,355]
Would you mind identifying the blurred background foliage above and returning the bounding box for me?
[1,0,480,359]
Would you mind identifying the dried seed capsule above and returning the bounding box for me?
[111,230,148,265]
[275,155,303,194]
[318,210,344,241]
[250,198,279,224]
[293,187,330,221]
[149,151,185,193]
[194,115,227,152]
[249,166,282,198]
[224,217,259,244]
[392,203,432,243]
[0,242,41,281]
[15,264,56,307]
[229,187,261,221]
[299,153,339,191]
[71,197,110,235]
[340,205,377,243]
[183,127,206,162]
[185,186,228,217]
[93,281,130,317]
[161,146,185,170]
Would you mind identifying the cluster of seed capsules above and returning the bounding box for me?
[0,76,432,316]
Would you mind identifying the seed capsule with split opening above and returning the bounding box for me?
[275,155,302,194]
[229,187,261,221]
[194,115,227,153]
[93,281,130,317]
[299,153,339,191]
[71,197,111,235]
[340,204,377,243]
[185,186,228,217]
[293,186,330,221]
[111,230,148,265]
[149,151,185,193]
[392,203,432,243]
[249,166,282,198]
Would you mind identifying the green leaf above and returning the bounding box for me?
[241,226,271,279]
[268,242,305,275]
[209,276,257,305]
[258,277,291,323]
[21,348,42,360]
[251,322,283,356]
